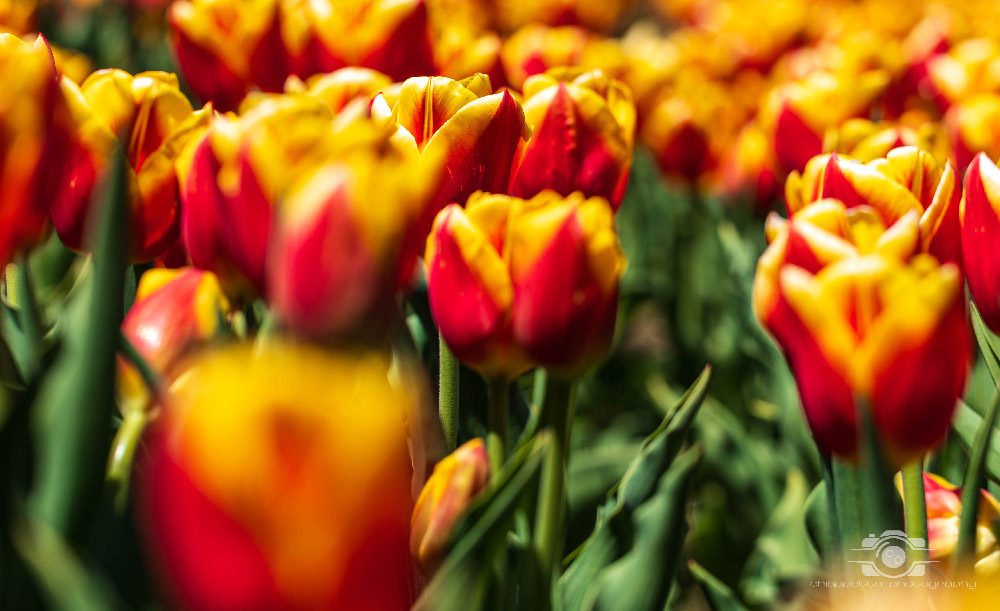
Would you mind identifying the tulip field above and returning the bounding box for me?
[8,0,1000,609]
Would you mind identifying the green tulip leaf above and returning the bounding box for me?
[689,561,749,611]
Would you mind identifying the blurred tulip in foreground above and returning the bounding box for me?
[898,472,1000,577]
[426,190,626,378]
[510,69,635,210]
[54,69,210,261]
[754,252,968,464]
[140,342,414,611]
[267,126,430,339]
[119,267,230,414]
[960,153,1000,334]
[0,33,79,267]
[411,438,490,572]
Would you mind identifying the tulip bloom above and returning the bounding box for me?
[426,190,626,378]
[494,0,634,33]
[53,70,211,261]
[785,147,963,270]
[371,74,529,235]
[411,438,490,572]
[717,122,780,213]
[140,343,414,611]
[307,0,437,80]
[898,472,1000,577]
[753,252,968,464]
[960,153,1000,334]
[267,132,431,339]
[119,267,230,414]
[284,67,392,114]
[0,34,79,267]
[510,69,635,210]
[761,70,889,174]
[169,0,296,112]
[178,95,334,301]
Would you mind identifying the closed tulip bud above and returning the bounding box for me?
[510,69,635,210]
[178,95,334,301]
[754,253,968,464]
[761,70,889,174]
[411,438,490,571]
[434,29,505,88]
[267,127,431,339]
[53,70,211,261]
[960,153,1000,334]
[500,25,627,91]
[786,148,963,270]
[944,94,1000,172]
[426,190,625,378]
[119,267,230,415]
[307,0,436,81]
[925,38,1000,114]
[371,74,529,238]
[169,0,295,112]
[897,472,1000,577]
[0,33,80,267]
[139,343,414,610]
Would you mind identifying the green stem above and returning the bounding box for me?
[901,460,928,565]
[953,389,1000,574]
[533,375,575,610]
[106,411,148,513]
[819,454,842,562]
[832,457,861,566]
[486,377,509,475]
[439,332,459,451]
[12,256,42,378]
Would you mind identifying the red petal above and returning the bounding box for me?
[774,103,823,174]
[962,153,1000,333]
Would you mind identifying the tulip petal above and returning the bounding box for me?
[961,153,1000,333]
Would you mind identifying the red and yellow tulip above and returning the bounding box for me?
[53,69,211,261]
[139,342,414,610]
[178,94,333,301]
[960,153,1000,334]
[267,123,431,339]
[510,69,635,210]
[944,93,1000,171]
[426,190,625,378]
[119,267,230,415]
[494,0,634,34]
[0,33,79,267]
[785,147,963,269]
[499,25,627,91]
[754,250,968,464]
[371,74,529,236]
[411,438,490,572]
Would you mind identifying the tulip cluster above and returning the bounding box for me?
[753,146,969,464]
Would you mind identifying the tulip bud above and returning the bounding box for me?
[754,253,968,464]
[371,74,529,238]
[426,190,625,378]
[898,472,1000,577]
[267,125,430,339]
[119,267,230,415]
[284,67,392,115]
[139,343,415,611]
[510,69,635,210]
[53,69,211,261]
[925,38,1000,113]
[178,95,334,301]
[960,153,1000,334]
[411,438,490,571]
[717,122,781,213]
[0,34,79,266]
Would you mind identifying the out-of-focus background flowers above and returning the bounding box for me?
[4,0,1000,610]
